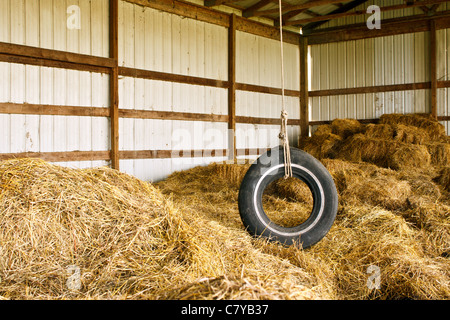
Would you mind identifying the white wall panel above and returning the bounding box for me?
[0,0,109,57]
[310,31,435,122]
[117,2,230,181]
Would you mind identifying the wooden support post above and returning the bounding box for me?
[299,35,309,143]
[110,0,120,170]
[228,14,237,161]
[430,19,437,119]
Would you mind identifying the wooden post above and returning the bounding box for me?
[299,35,309,143]
[110,0,120,170]
[430,19,437,119]
[228,14,237,161]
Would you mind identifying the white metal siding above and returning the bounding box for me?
[235,30,301,159]
[0,0,110,169]
[118,2,229,181]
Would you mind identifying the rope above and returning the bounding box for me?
[277,0,292,179]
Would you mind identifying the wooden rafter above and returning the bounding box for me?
[253,0,348,17]
[301,0,369,31]
[292,0,447,27]
[243,0,273,18]
[204,0,229,7]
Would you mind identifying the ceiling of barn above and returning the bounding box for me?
[201,0,450,33]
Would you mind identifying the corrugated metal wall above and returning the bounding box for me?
[235,31,300,160]
[310,32,430,117]
[312,0,450,134]
[117,1,301,180]
[117,1,229,181]
[0,0,111,168]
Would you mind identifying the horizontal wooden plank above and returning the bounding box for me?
[236,83,300,97]
[235,16,300,45]
[0,148,273,163]
[309,82,431,97]
[125,0,230,27]
[438,80,450,89]
[307,11,450,44]
[119,66,229,88]
[120,149,229,160]
[119,109,229,122]
[0,53,111,74]
[236,115,300,125]
[0,151,111,162]
[0,42,116,68]
[438,116,450,121]
[0,103,110,117]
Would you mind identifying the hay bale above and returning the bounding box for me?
[274,177,313,204]
[340,173,412,211]
[331,118,363,139]
[435,166,450,192]
[380,113,446,141]
[335,134,400,167]
[301,133,342,159]
[363,123,395,140]
[393,124,430,144]
[387,144,431,170]
[426,143,450,167]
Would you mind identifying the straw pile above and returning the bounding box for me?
[0,113,448,300]
[0,159,322,300]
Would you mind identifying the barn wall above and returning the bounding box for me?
[117,2,301,180]
[235,31,300,160]
[0,0,111,169]
[311,0,450,134]
[309,29,450,135]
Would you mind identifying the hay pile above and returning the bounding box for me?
[0,159,322,300]
[302,113,449,169]
[155,113,449,300]
[0,113,448,300]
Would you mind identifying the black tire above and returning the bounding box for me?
[238,146,338,248]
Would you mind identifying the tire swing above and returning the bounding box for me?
[238,1,338,249]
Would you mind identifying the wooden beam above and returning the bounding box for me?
[291,0,447,27]
[309,82,432,97]
[0,42,116,68]
[236,83,300,97]
[0,103,110,117]
[253,0,348,17]
[243,0,273,18]
[126,0,230,27]
[119,109,228,122]
[306,11,450,44]
[430,19,437,119]
[0,151,111,162]
[0,53,110,74]
[299,35,309,142]
[228,13,237,161]
[119,66,229,88]
[204,0,229,7]
[235,16,300,45]
[110,0,120,170]
[300,0,369,30]
[120,149,229,160]
[236,116,300,125]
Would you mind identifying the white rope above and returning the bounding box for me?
[278,0,292,179]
